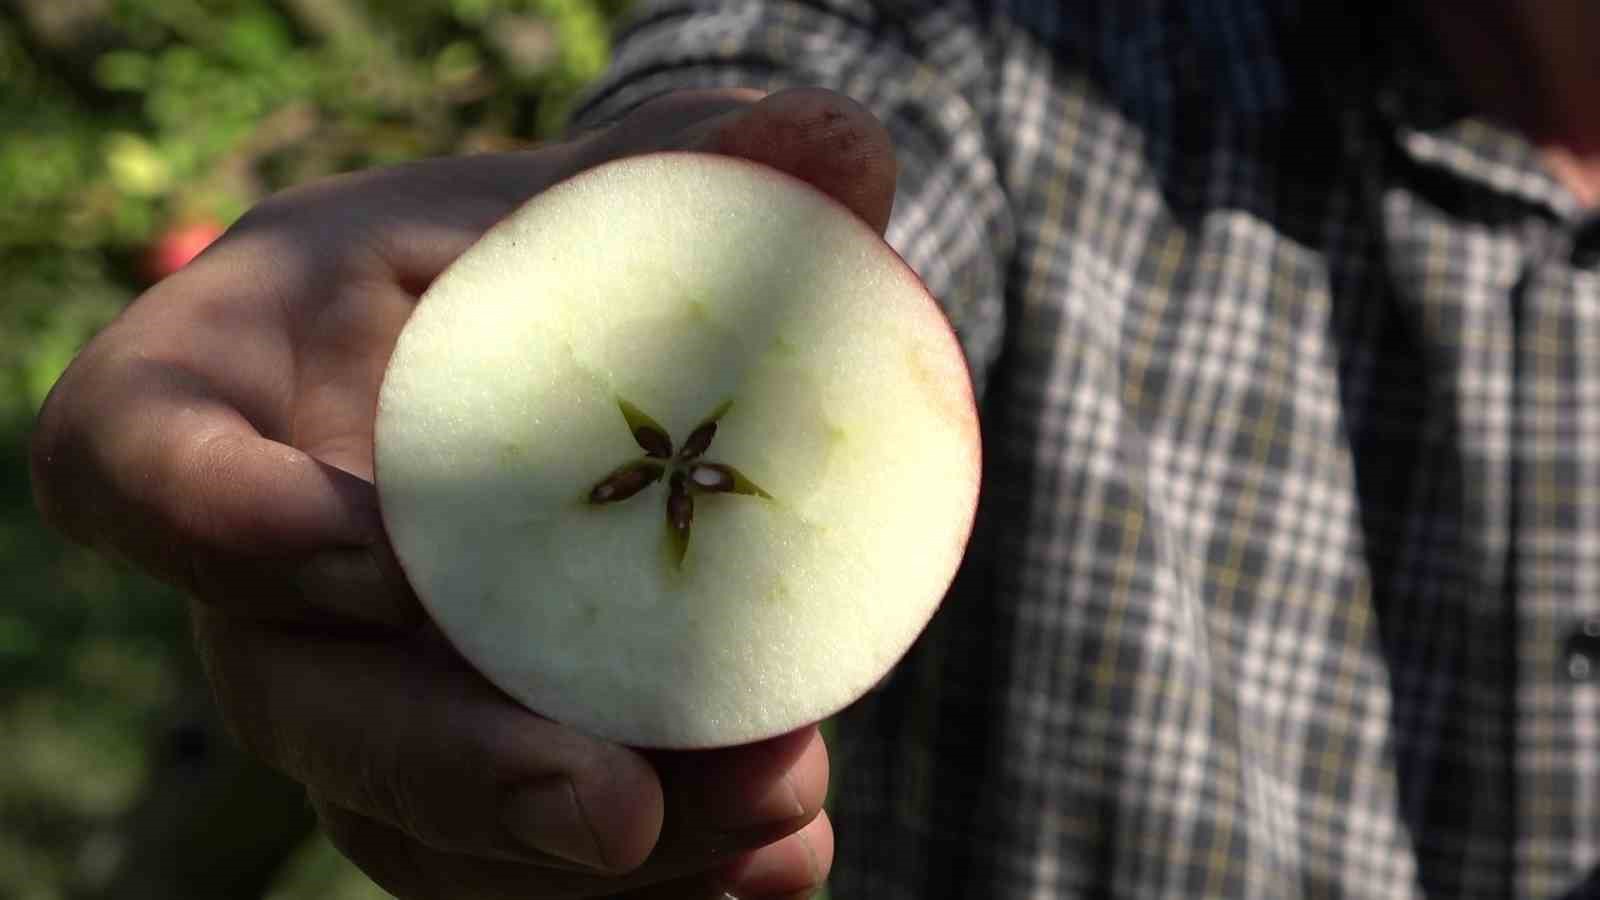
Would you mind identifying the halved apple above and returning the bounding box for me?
[374,152,980,749]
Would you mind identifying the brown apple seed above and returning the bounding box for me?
[618,398,673,458]
[667,471,693,565]
[667,471,693,531]
[679,420,717,459]
[595,400,770,567]
[588,460,664,504]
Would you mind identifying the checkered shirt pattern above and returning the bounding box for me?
[576,1,1600,896]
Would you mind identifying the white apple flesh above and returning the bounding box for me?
[375,152,980,749]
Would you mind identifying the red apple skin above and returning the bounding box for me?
[141,220,225,284]
[375,151,983,750]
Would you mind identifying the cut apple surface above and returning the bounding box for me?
[374,152,980,748]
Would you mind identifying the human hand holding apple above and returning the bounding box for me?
[31,88,938,899]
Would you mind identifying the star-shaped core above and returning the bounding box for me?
[587,398,771,566]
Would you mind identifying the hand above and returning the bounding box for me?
[31,87,898,898]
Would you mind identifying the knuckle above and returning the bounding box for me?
[381,760,435,847]
[228,190,301,238]
[317,802,447,900]
[27,385,72,534]
[189,611,280,765]
[158,425,263,558]
[27,340,116,542]
[346,728,455,852]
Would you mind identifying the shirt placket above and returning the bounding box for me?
[1513,215,1600,897]
[1370,33,1600,883]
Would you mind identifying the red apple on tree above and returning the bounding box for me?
[374,152,982,749]
[141,218,225,284]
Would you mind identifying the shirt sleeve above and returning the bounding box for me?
[571,0,1012,398]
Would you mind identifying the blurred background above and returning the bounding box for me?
[1,0,628,896]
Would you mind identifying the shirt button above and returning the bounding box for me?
[1565,618,1600,681]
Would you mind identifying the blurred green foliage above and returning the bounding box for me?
[1,0,624,896]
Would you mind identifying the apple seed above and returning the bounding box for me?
[588,460,665,503]
[618,398,673,458]
[679,420,717,459]
[667,471,692,564]
[590,398,772,567]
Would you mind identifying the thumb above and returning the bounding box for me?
[586,87,899,235]
[694,88,899,235]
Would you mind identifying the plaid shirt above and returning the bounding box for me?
[577,2,1600,896]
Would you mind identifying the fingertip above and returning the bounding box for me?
[577,87,896,233]
[695,88,898,235]
[788,725,831,819]
[648,723,828,855]
[484,702,669,873]
[798,812,837,891]
[718,811,835,900]
[567,738,668,873]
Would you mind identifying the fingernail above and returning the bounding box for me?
[503,777,608,871]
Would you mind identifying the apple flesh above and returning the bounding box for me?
[375,152,980,749]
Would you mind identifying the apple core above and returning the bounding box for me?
[586,398,769,567]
